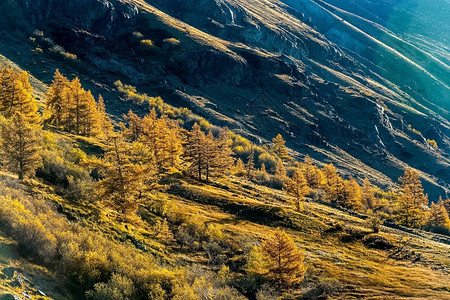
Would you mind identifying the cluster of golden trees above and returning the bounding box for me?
[0,67,42,180]
[269,143,450,231]
[234,134,449,233]
[1,67,449,233]
[0,68,236,217]
[46,70,111,137]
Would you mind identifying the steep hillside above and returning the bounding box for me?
[0,162,450,299]
[0,0,448,201]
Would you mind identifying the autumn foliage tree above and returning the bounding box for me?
[45,69,69,127]
[140,109,184,171]
[245,149,255,180]
[0,67,42,180]
[96,95,113,137]
[261,228,306,287]
[271,134,290,161]
[184,123,233,181]
[45,70,108,137]
[322,163,345,204]
[426,201,450,233]
[342,178,362,210]
[284,168,309,211]
[233,158,246,176]
[0,67,40,124]
[361,178,377,211]
[85,134,158,217]
[395,169,428,228]
[0,113,42,180]
[301,155,323,189]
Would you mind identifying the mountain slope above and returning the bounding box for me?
[0,0,448,199]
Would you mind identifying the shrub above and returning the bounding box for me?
[37,135,93,200]
[258,152,277,173]
[0,196,57,264]
[366,216,382,233]
[86,273,135,300]
[427,139,438,149]
[164,38,180,45]
[141,39,155,48]
[132,31,143,39]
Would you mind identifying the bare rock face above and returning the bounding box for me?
[2,0,449,199]
[19,0,138,34]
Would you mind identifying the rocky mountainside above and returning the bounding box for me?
[1,0,449,199]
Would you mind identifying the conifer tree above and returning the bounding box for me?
[184,125,233,181]
[342,178,362,210]
[233,158,246,177]
[124,110,143,141]
[184,123,206,180]
[0,113,42,180]
[442,198,450,216]
[203,131,216,181]
[284,168,309,211]
[80,90,100,137]
[271,134,289,161]
[160,118,184,170]
[96,95,113,137]
[262,228,305,287]
[245,150,255,180]
[207,129,234,179]
[0,68,40,124]
[260,163,267,174]
[426,202,450,232]
[156,218,174,243]
[301,155,323,189]
[46,71,108,138]
[395,169,428,228]
[85,134,158,217]
[0,67,16,113]
[361,178,376,211]
[45,69,69,127]
[322,163,345,204]
[275,159,286,181]
[67,77,83,134]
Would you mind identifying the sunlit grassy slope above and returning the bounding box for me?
[160,177,450,299]
[2,129,446,299]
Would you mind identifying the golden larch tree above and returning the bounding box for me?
[233,158,246,177]
[245,149,255,180]
[284,168,309,211]
[206,128,234,179]
[322,163,345,204]
[124,110,143,141]
[184,122,206,180]
[361,178,377,211]
[271,134,290,161]
[275,159,286,180]
[67,77,83,134]
[301,155,323,189]
[342,178,362,210]
[262,228,306,287]
[0,113,42,180]
[0,68,40,125]
[395,169,428,228]
[159,117,184,170]
[45,69,69,127]
[85,134,158,218]
[96,95,113,137]
[426,201,450,232]
[260,163,267,174]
